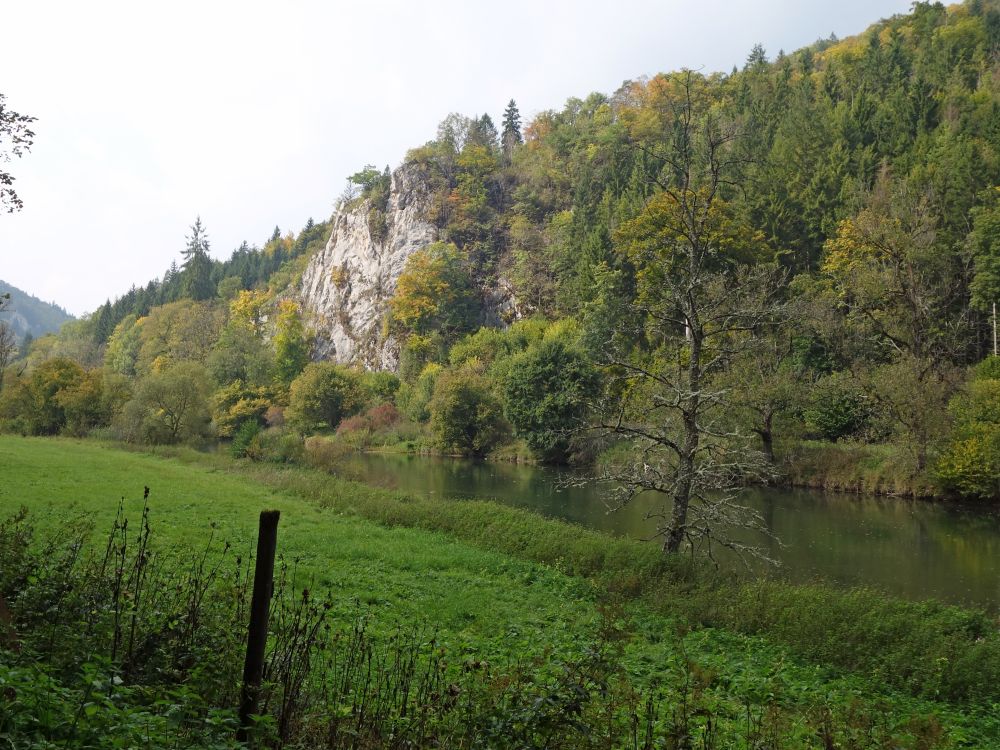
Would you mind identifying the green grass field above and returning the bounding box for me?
[2,435,998,747]
[0,437,598,661]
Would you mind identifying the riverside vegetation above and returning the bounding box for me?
[2,436,1000,748]
[4,0,1000,746]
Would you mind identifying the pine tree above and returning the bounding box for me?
[93,300,114,344]
[469,114,499,150]
[745,43,768,70]
[181,216,215,301]
[501,99,522,161]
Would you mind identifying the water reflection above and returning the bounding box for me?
[334,453,1000,610]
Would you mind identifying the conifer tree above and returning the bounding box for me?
[501,99,522,160]
[181,217,215,301]
[745,43,768,69]
[469,114,499,150]
[93,300,114,345]
[0,293,14,381]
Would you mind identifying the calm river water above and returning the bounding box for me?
[333,452,1000,610]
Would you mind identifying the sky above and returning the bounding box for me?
[1,0,913,317]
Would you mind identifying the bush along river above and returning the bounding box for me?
[333,452,1000,610]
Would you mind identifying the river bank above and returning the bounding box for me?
[324,427,971,503]
[130,439,1000,704]
[12,435,1000,706]
[5,434,1000,747]
[777,440,942,498]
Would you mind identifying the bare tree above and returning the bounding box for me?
[595,71,785,561]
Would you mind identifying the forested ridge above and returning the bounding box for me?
[0,279,72,342]
[5,0,1000,504]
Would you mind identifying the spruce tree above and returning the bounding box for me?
[93,300,114,344]
[469,114,499,150]
[181,216,215,301]
[501,99,522,160]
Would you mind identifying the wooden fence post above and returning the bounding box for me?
[0,592,19,652]
[237,509,280,743]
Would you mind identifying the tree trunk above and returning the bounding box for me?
[664,317,701,554]
[664,487,689,553]
[758,411,775,465]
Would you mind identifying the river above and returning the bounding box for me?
[332,452,1000,610]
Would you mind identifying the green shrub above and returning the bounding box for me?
[449,327,517,368]
[286,362,364,433]
[503,338,600,463]
[936,378,1000,499]
[428,369,511,456]
[246,428,305,463]
[803,372,870,441]
[971,354,1000,381]
[303,434,352,470]
[359,370,400,405]
[230,419,262,458]
[397,362,441,422]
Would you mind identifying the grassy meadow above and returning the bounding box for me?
[2,434,999,747]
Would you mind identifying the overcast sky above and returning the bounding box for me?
[1,0,912,316]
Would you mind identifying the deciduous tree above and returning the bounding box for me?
[599,71,784,557]
[273,300,311,385]
[503,338,599,463]
[286,362,364,432]
[116,362,212,444]
[388,242,479,340]
[428,368,510,456]
[0,93,36,213]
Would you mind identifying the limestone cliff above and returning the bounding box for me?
[299,164,437,369]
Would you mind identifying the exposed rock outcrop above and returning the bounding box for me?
[299,164,437,370]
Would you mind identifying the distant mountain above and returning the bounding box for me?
[0,280,74,341]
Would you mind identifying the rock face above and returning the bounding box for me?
[299,164,438,370]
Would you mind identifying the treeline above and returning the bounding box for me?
[85,217,332,348]
[4,1,1000,502]
[0,216,332,445]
